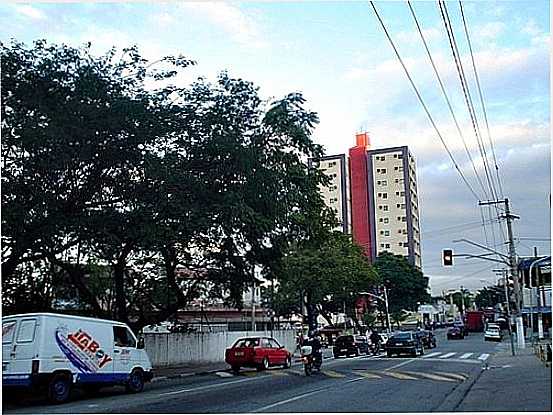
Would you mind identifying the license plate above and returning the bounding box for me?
[235,352,244,356]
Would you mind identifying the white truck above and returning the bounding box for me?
[2,312,153,403]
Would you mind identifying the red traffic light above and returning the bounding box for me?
[443,249,453,266]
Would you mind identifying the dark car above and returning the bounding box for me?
[385,331,424,357]
[416,330,437,349]
[333,335,364,358]
[447,326,464,340]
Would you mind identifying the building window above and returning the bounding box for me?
[380,243,385,248]
[402,216,407,222]
[382,193,388,199]
[384,230,390,236]
[377,180,381,185]
[329,161,336,167]
[383,218,389,224]
[401,203,406,209]
[383,205,389,211]
[381,168,386,174]
[381,156,385,161]
[378,192,382,198]
[379,218,383,223]
[385,243,390,249]
[381,180,387,186]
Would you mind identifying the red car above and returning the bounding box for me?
[225,336,292,374]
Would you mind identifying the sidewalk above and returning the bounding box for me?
[454,345,552,412]
[151,348,335,382]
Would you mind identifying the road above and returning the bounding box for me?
[3,329,506,413]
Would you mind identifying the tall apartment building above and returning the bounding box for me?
[313,133,422,269]
[311,154,350,233]
[367,146,422,268]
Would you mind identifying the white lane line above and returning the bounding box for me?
[159,377,254,396]
[251,388,325,413]
[478,353,490,361]
[460,353,473,359]
[423,352,442,358]
[386,358,417,371]
[438,352,456,359]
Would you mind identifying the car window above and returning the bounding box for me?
[2,321,17,344]
[16,319,37,343]
[261,338,272,348]
[113,326,136,348]
[394,332,412,340]
[270,338,282,348]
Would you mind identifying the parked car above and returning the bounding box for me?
[416,330,437,349]
[2,313,153,404]
[447,326,464,340]
[333,335,363,358]
[385,331,424,357]
[224,337,291,374]
[484,324,502,342]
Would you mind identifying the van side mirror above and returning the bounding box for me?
[137,337,145,349]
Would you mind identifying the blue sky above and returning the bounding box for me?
[1,1,550,294]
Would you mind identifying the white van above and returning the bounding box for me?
[2,313,153,403]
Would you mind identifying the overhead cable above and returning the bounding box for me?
[369,1,480,201]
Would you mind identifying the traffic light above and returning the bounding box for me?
[443,249,453,266]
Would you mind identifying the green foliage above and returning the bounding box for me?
[474,286,504,309]
[373,252,431,313]
[1,40,328,327]
[273,232,378,326]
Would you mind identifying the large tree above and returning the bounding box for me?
[1,40,329,327]
[272,232,379,331]
[372,252,431,314]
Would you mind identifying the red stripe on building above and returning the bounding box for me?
[349,133,372,261]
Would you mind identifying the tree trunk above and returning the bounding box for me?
[113,243,133,323]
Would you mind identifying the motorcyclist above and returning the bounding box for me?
[369,329,381,354]
[304,331,323,367]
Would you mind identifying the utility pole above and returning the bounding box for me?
[479,198,524,348]
[460,285,465,315]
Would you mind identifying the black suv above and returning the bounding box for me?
[385,331,424,357]
[333,335,367,358]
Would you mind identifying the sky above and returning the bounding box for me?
[1,1,550,295]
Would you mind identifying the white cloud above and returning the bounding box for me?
[179,3,266,49]
[14,5,46,20]
[475,21,506,40]
[521,18,541,37]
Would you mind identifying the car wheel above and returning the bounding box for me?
[48,374,72,404]
[283,356,292,369]
[419,346,424,356]
[411,348,417,357]
[387,351,393,357]
[257,358,269,371]
[231,366,240,375]
[126,369,145,394]
[355,348,360,357]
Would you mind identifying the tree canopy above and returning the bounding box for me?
[372,252,431,314]
[1,40,330,329]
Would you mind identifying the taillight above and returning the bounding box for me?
[31,360,39,374]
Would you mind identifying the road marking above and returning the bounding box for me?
[460,353,473,359]
[269,370,289,377]
[386,358,416,370]
[438,352,456,359]
[287,369,304,376]
[356,371,381,379]
[435,371,468,381]
[159,377,254,396]
[251,388,325,413]
[383,371,418,380]
[478,353,490,361]
[215,371,234,378]
[423,352,442,358]
[402,371,458,383]
[321,370,345,378]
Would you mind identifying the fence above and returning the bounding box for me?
[144,329,296,367]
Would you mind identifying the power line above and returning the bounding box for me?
[369,1,480,201]
[458,0,504,199]
[407,1,488,201]
[437,0,498,202]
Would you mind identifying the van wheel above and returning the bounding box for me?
[126,369,144,393]
[48,374,72,404]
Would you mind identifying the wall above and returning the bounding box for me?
[144,329,296,367]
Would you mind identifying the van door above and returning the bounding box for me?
[2,320,17,373]
[3,318,37,386]
[112,326,138,380]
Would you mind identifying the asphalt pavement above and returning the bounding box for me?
[3,329,550,413]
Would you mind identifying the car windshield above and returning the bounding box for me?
[233,338,260,348]
[393,332,412,340]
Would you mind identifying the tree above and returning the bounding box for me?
[273,232,379,331]
[1,40,330,328]
[474,286,504,309]
[373,252,431,314]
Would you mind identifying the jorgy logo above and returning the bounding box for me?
[67,329,112,368]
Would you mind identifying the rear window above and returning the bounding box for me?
[233,338,260,348]
[16,319,37,343]
[2,321,17,344]
[393,332,412,340]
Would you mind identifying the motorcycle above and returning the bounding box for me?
[300,345,322,376]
